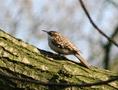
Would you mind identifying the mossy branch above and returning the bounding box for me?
[0,29,118,90]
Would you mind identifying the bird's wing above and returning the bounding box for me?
[52,35,78,52]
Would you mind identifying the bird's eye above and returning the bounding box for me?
[48,31,57,36]
[48,32,52,35]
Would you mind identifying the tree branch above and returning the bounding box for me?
[0,29,118,89]
[0,72,118,88]
[103,26,118,69]
[79,0,118,47]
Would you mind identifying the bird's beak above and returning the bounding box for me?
[42,30,49,33]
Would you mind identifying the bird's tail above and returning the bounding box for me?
[74,52,90,69]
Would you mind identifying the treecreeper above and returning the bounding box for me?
[42,30,90,69]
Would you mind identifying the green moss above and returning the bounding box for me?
[0,29,118,90]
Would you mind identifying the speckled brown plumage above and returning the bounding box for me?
[42,30,90,69]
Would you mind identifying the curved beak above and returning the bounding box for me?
[42,30,49,33]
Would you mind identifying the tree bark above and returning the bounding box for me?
[0,29,118,90]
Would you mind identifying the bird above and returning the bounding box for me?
[42,30,90,69]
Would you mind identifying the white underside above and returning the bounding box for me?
[48,36,72,55]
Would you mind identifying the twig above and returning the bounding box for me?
[103,26,118,69]
[79,0,118,47]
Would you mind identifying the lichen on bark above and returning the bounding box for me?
[0,29,118,90]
